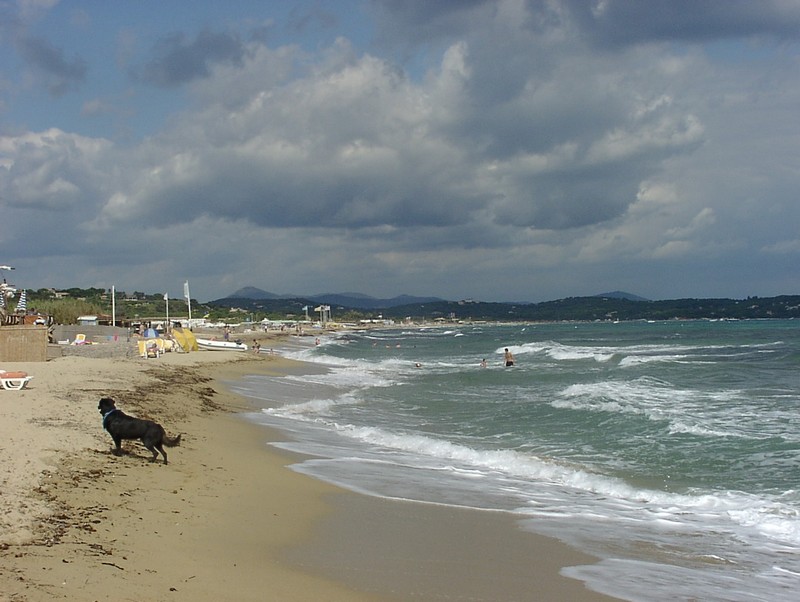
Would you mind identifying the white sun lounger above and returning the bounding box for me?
[0,374,33,390]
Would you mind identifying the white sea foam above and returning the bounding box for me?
[552,379,762,439]
[618,354,690,366]
[499,340,616,362]
[263,392,360,418]
[497,338,785,369]
[265,404,800,560]
[283,365,397,389]
[237,321,800,602]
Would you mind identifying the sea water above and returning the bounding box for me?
[229,319,800,601]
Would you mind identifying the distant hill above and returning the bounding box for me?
[594,291,650,302]
[228,286,648,305]
[310,293,445,309]
[228,286,279,299]
[222,287,444,309]
[209,292,800,321]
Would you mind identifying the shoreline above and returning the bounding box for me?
[0,346,378,601]
[287,492,621,601]
[230,358,624,602]
[0,337,622,601]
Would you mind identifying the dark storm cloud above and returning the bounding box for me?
[492,167,640,230]
[3,1,798,301]
[138,29,246,87]
[562,0,800,46]
[286,3,338,34]
[16,35,87,96]
[106,145,486,232]
[370,0,490,33]
[98,9,705,240]
[373,0,800,47]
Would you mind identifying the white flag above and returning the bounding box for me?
[163,293,168,301]
[183,281,190,299]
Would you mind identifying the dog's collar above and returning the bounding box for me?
[102,408,118,428]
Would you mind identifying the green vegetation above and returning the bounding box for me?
[213,294,800,323]
[21,288,199,325]
[373,295,800,322]
[16,288,800,325]
[28,297,105,325]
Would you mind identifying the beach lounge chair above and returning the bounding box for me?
[0,370,33,390]
[137,339,161,358]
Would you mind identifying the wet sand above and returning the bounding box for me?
[0,333,621,601]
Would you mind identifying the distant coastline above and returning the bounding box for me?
[14,287,799,326]
[212,293,800,323]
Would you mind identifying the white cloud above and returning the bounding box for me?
[1,1,799,300]
[762,239,800,255]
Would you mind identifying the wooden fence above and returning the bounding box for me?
[0,326,48,362]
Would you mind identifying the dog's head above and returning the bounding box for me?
[98,397,117,415]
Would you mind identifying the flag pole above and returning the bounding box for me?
[164,292,170,334]
[184,281,192,325]
[112,285,116,327]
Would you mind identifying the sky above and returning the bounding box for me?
[1,0,799,303]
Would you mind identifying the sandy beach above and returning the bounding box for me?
[0,332,621,601]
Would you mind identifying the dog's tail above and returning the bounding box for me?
[163,433,182,447]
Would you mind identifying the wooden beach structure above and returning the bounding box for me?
[0,266,49,361]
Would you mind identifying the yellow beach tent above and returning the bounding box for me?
[172,327,198,352]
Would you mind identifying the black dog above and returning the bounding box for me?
[98,397,181,464]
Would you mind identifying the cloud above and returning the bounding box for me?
[763,239,800,254]
[370,0,491,44]
[372,0,800,48]
[14,0,60,24]
[81,98,114,117]
[137,29,246,87]
[0,128,110,210]
[15,35,87,96]
[99,43,491,233]
[1,1,799,301]
[564,0,800,46]
[99,7,707,241]
[286,3,338,35]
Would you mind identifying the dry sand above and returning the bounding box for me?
[0,332,621,601]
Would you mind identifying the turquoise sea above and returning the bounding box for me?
[231,319,800,601]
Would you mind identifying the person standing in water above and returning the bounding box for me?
[504,348,515,367]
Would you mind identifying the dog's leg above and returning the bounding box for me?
[155,443,168,464]
[144,444,159,462]
[112,437,123,456]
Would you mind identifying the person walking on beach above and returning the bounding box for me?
[504,348,515,367]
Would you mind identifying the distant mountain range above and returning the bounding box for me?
[224,287,445,309]
[594,291,650,302]
[212,288,800,321]
[226,287,650,307]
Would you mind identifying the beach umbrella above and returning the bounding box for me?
[143,327,159,338]
[16,289,26,313]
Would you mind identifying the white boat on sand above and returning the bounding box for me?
[196,338,248,352]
